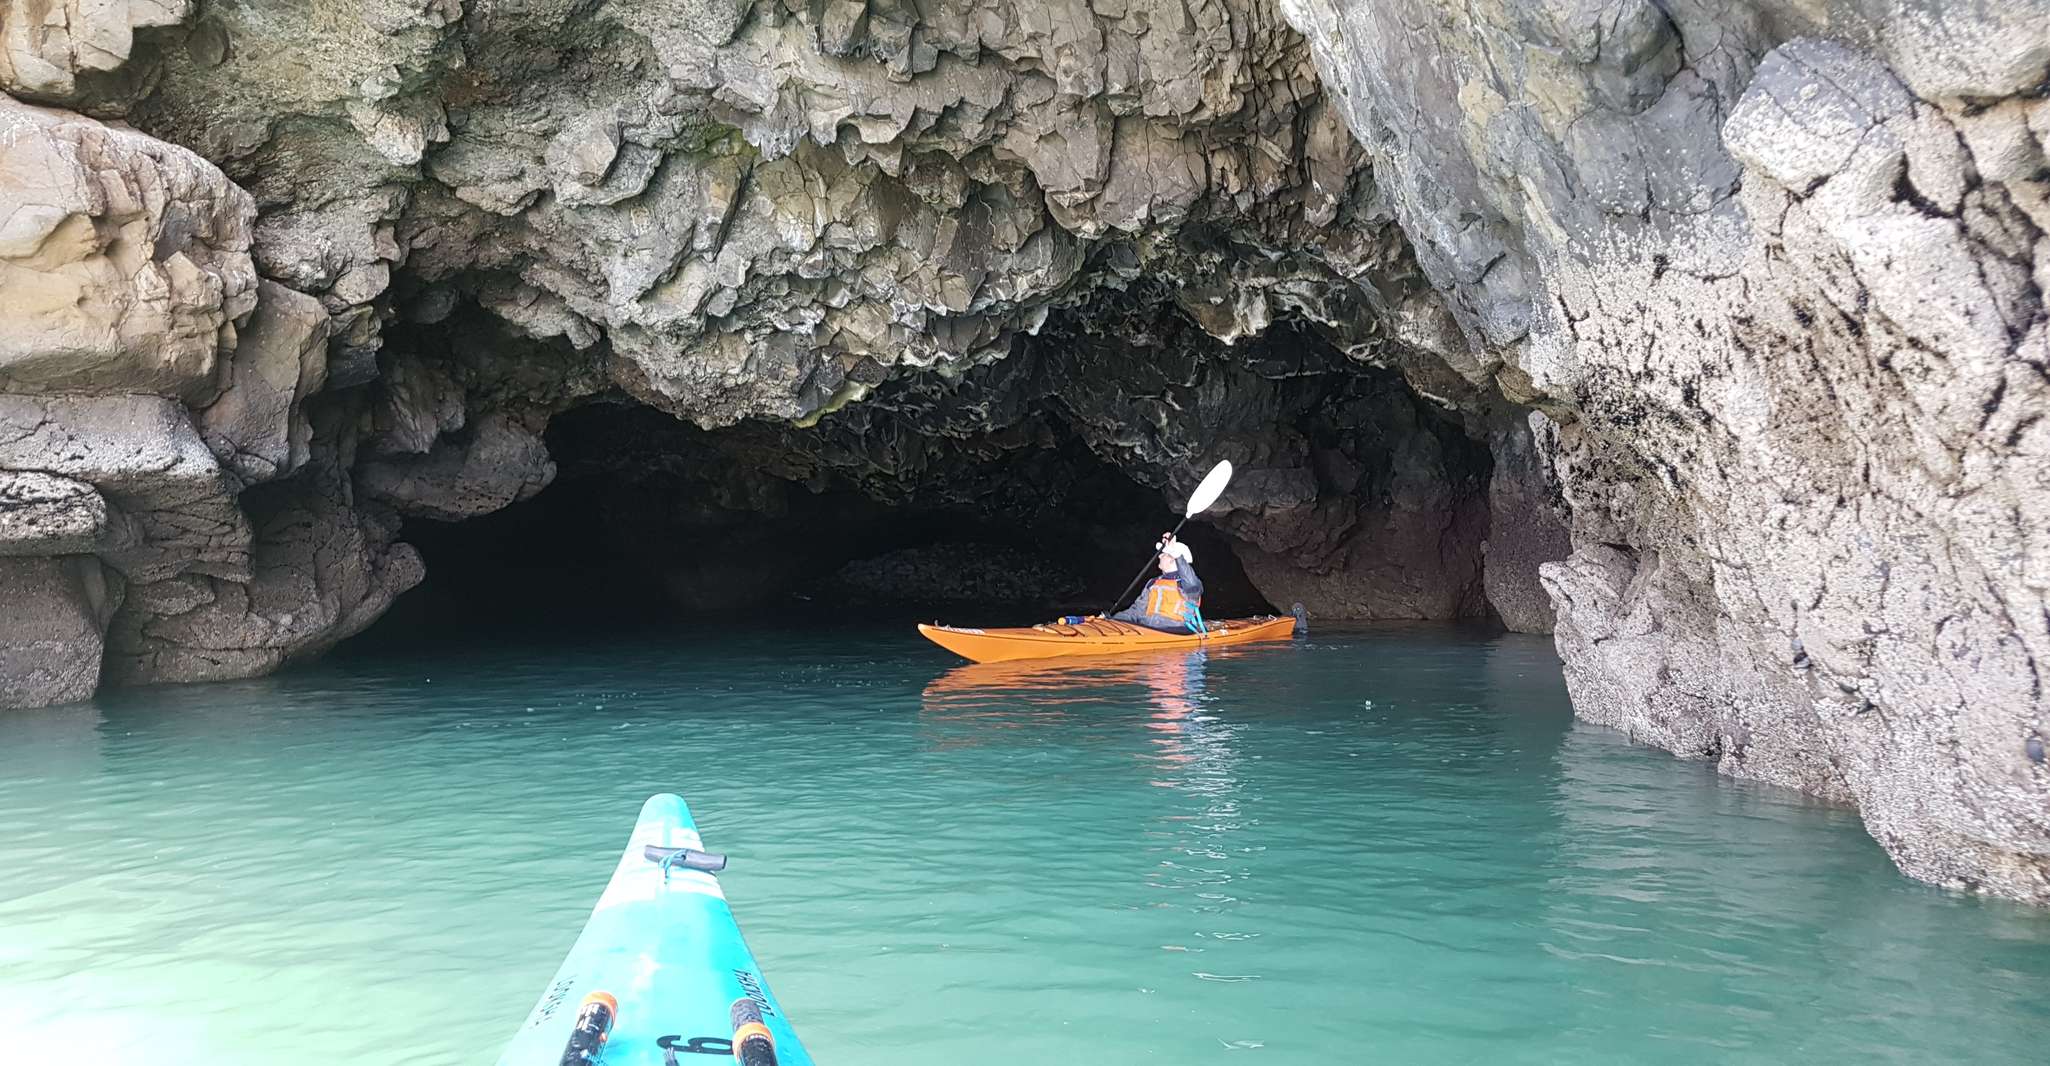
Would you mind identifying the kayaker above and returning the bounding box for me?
[1107,534,1204,632]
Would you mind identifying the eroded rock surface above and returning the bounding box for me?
[1282,1,2050,899]
[0,554,116,707]
[0,92,419,704]
[0,0,189,102]
[103,412,426,686]
[0,470,105,555]
[0,93,253,396]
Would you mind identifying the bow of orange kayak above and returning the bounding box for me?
[499,794,812,1066]
[916,622,1048,663]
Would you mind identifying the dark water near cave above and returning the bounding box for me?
[2,625,2046,1065]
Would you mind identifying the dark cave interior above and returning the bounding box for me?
[348,306,1506,647]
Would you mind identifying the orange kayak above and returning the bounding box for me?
[916,615,1296,664]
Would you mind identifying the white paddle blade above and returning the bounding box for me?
[1184,460,1234,517]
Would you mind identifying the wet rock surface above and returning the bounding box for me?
[0,0,2042,902]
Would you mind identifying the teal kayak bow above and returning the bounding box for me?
[498,794,813,1066]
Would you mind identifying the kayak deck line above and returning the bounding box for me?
[497,794,813,1066]
[917,614,1297,663]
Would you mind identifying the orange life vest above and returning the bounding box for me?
[1143,575,1199,621]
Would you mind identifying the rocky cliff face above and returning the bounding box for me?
[0,2,2042,901]
[0,96,423,700]
[1281,0,2050,900]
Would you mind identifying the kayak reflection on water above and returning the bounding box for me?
[919,651,1211,781]
[1138,651,1205,778]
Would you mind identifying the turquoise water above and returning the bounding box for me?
[2,624,2046,1065]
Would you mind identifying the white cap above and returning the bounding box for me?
[1164,541,1195,564]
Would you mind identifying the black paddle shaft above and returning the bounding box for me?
[1105,515,1192,615]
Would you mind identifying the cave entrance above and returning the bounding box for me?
[359,405,1276,644]
[346,307,1529,652]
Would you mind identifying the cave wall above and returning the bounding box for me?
[2,0,2040,903]
[1278,1,2050,899]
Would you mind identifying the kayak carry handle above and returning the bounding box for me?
[644,844,728,877]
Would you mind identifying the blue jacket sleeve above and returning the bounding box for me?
[1175,561,1204,601]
